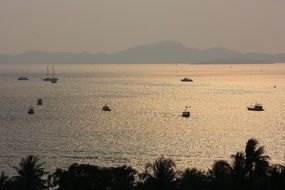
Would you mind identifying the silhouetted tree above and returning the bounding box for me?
[211,160,234,190]
[0,138,281,190]
[243,139,271,190]
[179,168,211,190]
[209,139,271,190]
[11,155,47,190]
[0,172,9,190]
[49,163,137,190]
[269,164,285,190]
[231,152,246,179]
[109,165,137,190]
[49,164,103,190]
[141,156,177,190]
[245,138,270,177]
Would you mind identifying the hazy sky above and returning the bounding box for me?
[1,0,285,54]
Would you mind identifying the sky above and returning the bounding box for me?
[0,0,285,54]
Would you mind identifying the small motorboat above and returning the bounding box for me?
[28,106,34,114]
[102,104,111,111]
[247,103,264,111]
[181,78,193,82]
[17,76,29,80]
[182,111,190,118]
[37,98,43,105]
[182,106,191,118]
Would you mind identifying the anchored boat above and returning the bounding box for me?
[181,78,193,82]
[247,103,264,111]
[102,104,111,111]
[41,65,58,83]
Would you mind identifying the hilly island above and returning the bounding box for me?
[1,41,285,64]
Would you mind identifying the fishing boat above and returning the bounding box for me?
[247,103,264,111]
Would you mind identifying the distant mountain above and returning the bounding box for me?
[1,41,285,64]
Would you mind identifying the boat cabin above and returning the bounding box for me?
[181,78,193,82]
[247,103,264,111]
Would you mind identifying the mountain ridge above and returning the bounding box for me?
[0,41,284,64]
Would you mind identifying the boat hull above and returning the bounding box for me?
[18,77,29,80]
[181,77,193,82]
[41,78,58,83]
[247,107,264,111]
[182,112,190,117]
[28,109,34,114]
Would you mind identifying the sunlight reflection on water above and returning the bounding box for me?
[0,64,284,174]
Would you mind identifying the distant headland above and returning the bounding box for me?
[1,41,285,64]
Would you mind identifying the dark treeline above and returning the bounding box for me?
[0,138,284,190]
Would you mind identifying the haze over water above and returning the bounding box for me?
[0,63,284,174]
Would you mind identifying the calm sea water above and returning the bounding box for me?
[0,64,284,174]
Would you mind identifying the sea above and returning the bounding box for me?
[0,63,284,174]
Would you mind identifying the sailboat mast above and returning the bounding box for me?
[52,65,55,77]
[47,66,49,77]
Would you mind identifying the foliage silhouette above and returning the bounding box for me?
[0,138,283,190]
[179,168,211,190]
[209,138,273,190]
[140,156,177,190]
[11,155,47,190]
[0,172,9,190]
[49,163,137,190]
[269,164,285,190]
[245,138,270,177]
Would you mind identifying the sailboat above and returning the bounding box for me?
[41,65,58,83]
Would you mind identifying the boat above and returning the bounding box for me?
[181,78,193,82]
[37,98,43,105]
[102,104,111,111]
[182,111,190,118]
[41,65,58,83]
[41,66,51,81]
[182,106,191,118]
[247,103,264,111]
[28,106,34,114]
[17,76,29,80]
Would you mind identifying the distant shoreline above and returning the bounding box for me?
[1,41,285,65]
